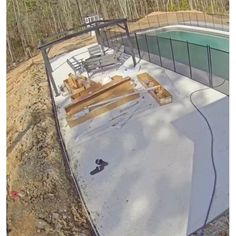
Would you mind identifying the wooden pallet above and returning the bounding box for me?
[137,73,172,105]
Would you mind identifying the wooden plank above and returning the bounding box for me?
[67,93,140,127]
[137,73,172,105]
[64,74,102,96]
[71,86,85,95]
[65,77,131,114]
[71,82,102,100]
[111,75,123,81]
[66,81,135,117]
[64,78,79,93]
[68,78,77,89]
[64,79,73,93]
[70,76,128,104]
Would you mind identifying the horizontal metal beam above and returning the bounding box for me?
[38,18,127,50]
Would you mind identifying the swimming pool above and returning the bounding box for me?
[130,27,229,82]
[154,30,229,52]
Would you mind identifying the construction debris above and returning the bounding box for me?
[63,72,172,128]
[64,75,140,127]
[64,73,102,97]
[137,72,172,105]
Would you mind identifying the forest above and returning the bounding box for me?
[7,0,229,65]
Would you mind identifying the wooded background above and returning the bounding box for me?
[7,0,229,65]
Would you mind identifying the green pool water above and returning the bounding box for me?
[154,30,229,52]
[130,29,229,80]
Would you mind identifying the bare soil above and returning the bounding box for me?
[7,51,93,235]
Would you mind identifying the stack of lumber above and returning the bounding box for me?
[64,73,102,96]
[64,76,140,127]
[137,73,172,105]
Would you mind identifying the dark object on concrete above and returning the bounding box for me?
[95,159,108,166]
[90,165,105,175]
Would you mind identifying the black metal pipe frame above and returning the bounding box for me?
[44,66,100,236]
[39,18,127,49]
[39,18,137,97]
[186,41,193,79]
[144,34,151,62]
[134,33,141,58]
[156,36,163,67]
[208,46,213,87]
[169,38,176,72]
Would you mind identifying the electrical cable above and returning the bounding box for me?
[189,78,225,235]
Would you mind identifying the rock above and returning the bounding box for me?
[52,212,59,220]
[55,223,62,230]
[36,219,50,230]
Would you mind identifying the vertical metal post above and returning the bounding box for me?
[134,33,141,59]
[110,30,114,48]
[95,25,105,55]
[209,46,213,87]
[120,32,124,46]
[170,38,176,72]
[104,30,110,48]
[124,22,137,67]
[144,34,151,62]
[41,48,60,97]
[107,30,113,49]
[207,45,213,87]
[156,36,162,67]
[186,41,193,79]
[188,12,192,25]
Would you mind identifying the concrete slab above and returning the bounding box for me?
[50,46,228,236]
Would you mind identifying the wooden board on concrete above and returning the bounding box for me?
[67,93,140,127]
[66,81,135,117]
[71,86,85,95]
[137,73,172,105]
[111,75,124,81]
[71,81,102,100]
[64,78,76,94]
[65,77,132,115]
[72,76,127,103]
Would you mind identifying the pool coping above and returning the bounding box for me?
[138,24,229,38]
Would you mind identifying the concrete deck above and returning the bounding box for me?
[50,45,228,236]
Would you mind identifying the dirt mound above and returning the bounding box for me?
[7,58,93,236]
